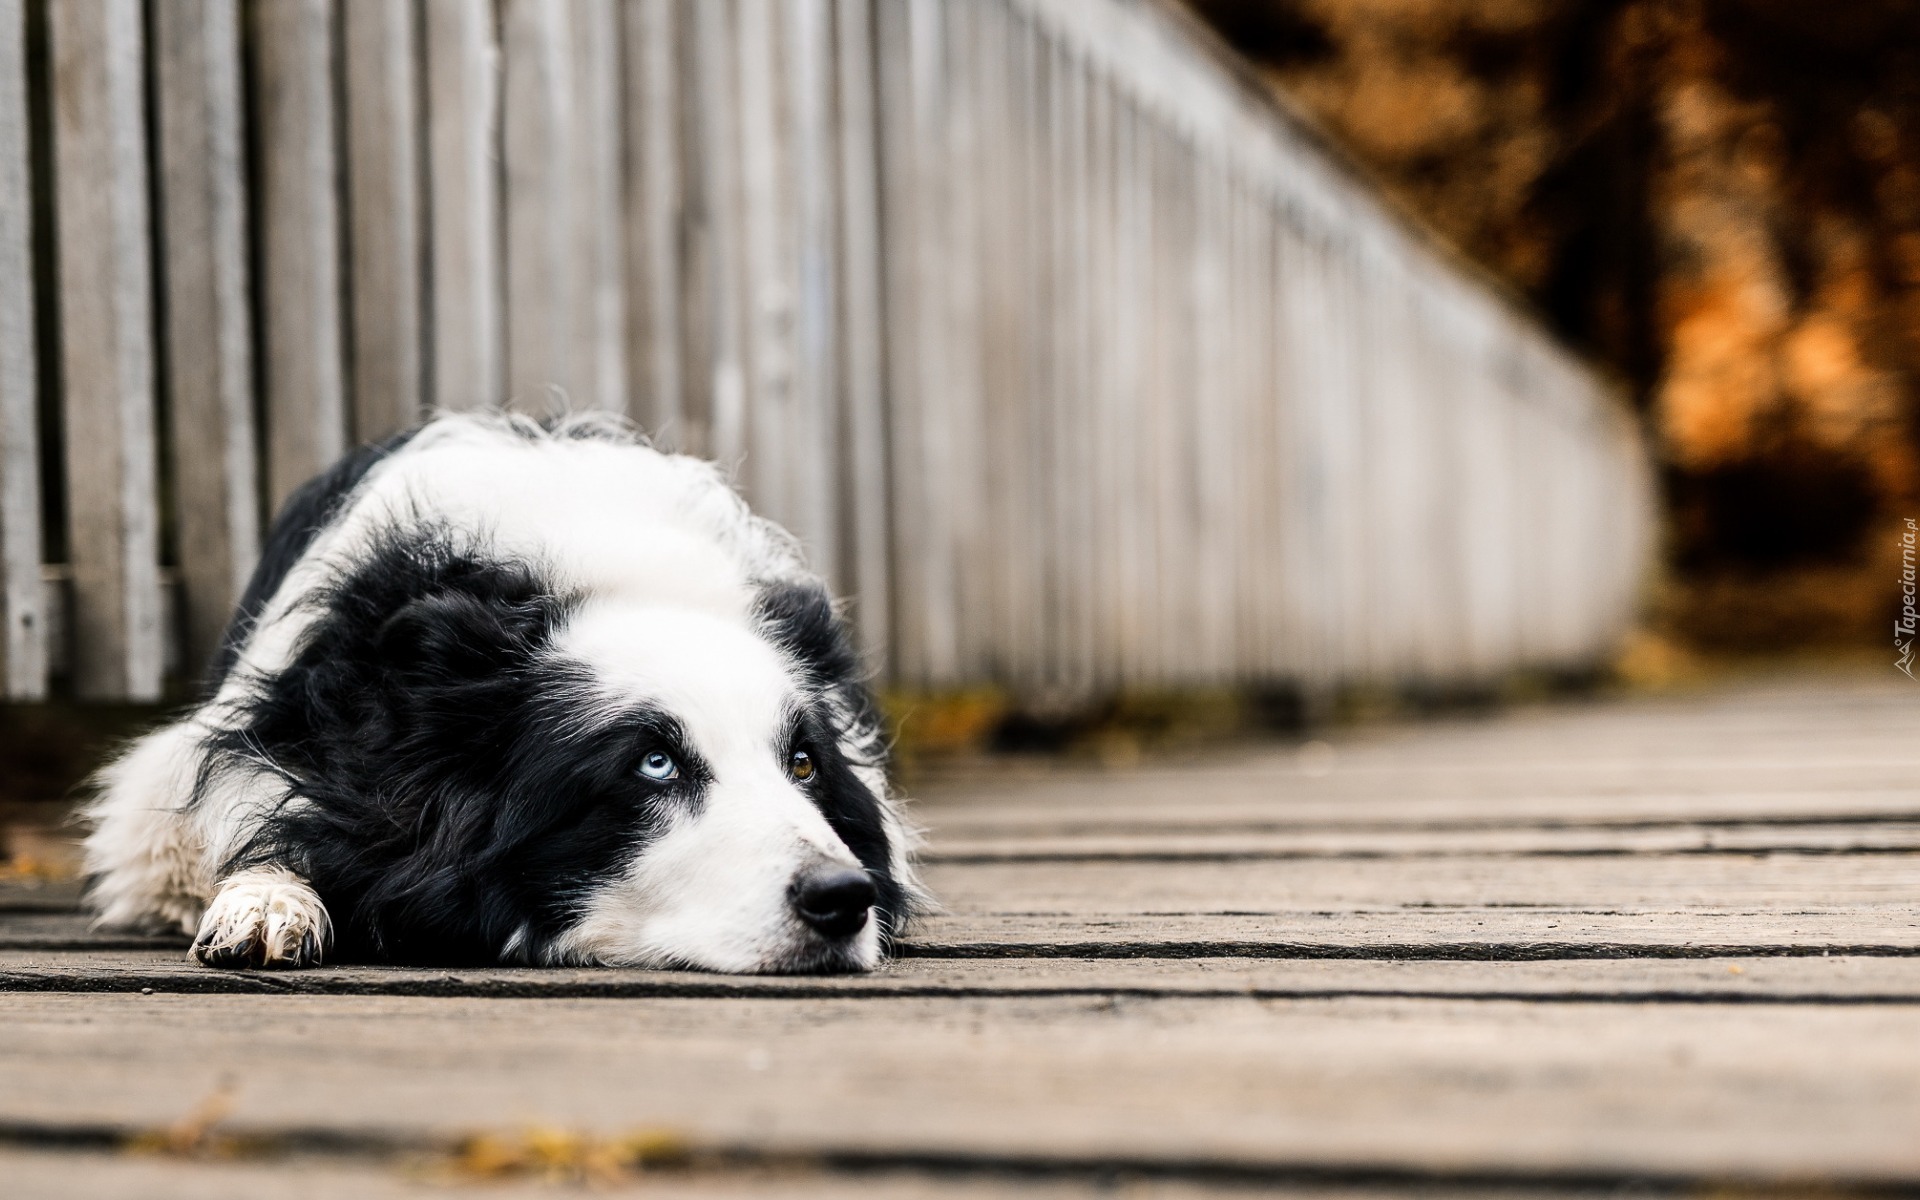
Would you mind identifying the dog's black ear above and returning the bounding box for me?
[374,583,552,681]
[755,579,860,689]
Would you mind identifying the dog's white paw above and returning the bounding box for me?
[191,869,331,969]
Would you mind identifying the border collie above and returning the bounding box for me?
[81,411,922,973]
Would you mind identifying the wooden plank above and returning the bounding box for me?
[689,0,746,461]
[7,900,1916,960]
[1055,47,1091,689]
[1013,5,1054,691]
[922,789,1920,842]
[939,0,986,679]
[900,0,957,684]
[733,0,793,520]
[1110,98,1147,685]
[341,0,424,440]
[0,0,43,699]
[47,0,162,700]
[567,0,627,414]
[873,0,926,682]
[499,0,574,410]
[971,0,1018,681]
[4,990,1919,1182]
[919,854,1920,915]
[1141,118,1179,683]
[2,1148,1325,1200]
[421,0,502,412]
[1039,35,1073,689]
[831,0,892,667]
[498,0,627,415]
[784,0,839,580]
[907,907,1920,959]
[152,0,260,681]
[0,913,183,952]
[1087,75,1122,687]
[254,0,348,510]
[621,0,684,441]
[923,821,1920,861]
[11,948,1920,1004]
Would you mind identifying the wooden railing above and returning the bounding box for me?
[0,0,1653,702]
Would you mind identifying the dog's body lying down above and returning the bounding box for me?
[82,412,921,973]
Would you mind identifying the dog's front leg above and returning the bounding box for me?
[191,867,332,969]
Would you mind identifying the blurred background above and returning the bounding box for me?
[1190,0,1920,657]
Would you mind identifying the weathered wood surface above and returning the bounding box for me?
[7,950,1920,1003]
[46,0,163,701]
[421,0,503,412]
[0,1146,1588,1200]
[342,0,425,441]
[153,0,261,678]
[3,677,1918,1196]
[0,0,41,700]
[4,992,1919,1182]
[253,0,347,510]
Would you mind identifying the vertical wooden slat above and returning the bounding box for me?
[569,0,626,413]
[1295,220,1338,688]
[499,0,573,409]
[832,0,891,668]
[1111,98,1147,686]
[784,0,839,575]
[1066,52,1095,689]
[499,0,626,414]
[342,0,423,441]
[1323,242,1363,680]
[1228,179,1264,676]
[153,0,260,679]
[1189,159,1228,679]
[422,0,502,412]
[910,0,957,685]
[974,0,1022,679]
[1144,121,1175,683]
[1268,196,1302,682]
[1042,37,1075,689]
[734,0,792,517]
[1083,66,1116,686]
[1014,10,1053,691]
[690,0,746,461]
[0,0,42,698]
[939,0,984,679]
[872,0,942,685]
[1130,105,1166,684]
[623,0,684,440]
[255,0,347,510]
[48,0,161,700]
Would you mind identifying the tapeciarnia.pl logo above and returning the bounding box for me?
[1899,517,1917,679]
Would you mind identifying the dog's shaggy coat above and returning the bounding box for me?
[81,412,921,973]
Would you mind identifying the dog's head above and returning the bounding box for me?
[533,586,909,972]
[217,526,915,973]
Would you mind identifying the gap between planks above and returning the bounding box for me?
[0,1134,1881,1200]
[6,950,1920,1005]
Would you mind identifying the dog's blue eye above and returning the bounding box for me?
[637,751,679,781]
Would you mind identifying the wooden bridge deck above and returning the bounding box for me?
[2,675,1917,1197]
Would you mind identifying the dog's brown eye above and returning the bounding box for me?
[789,749,815,782]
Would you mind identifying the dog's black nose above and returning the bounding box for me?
[791,868,875,938]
